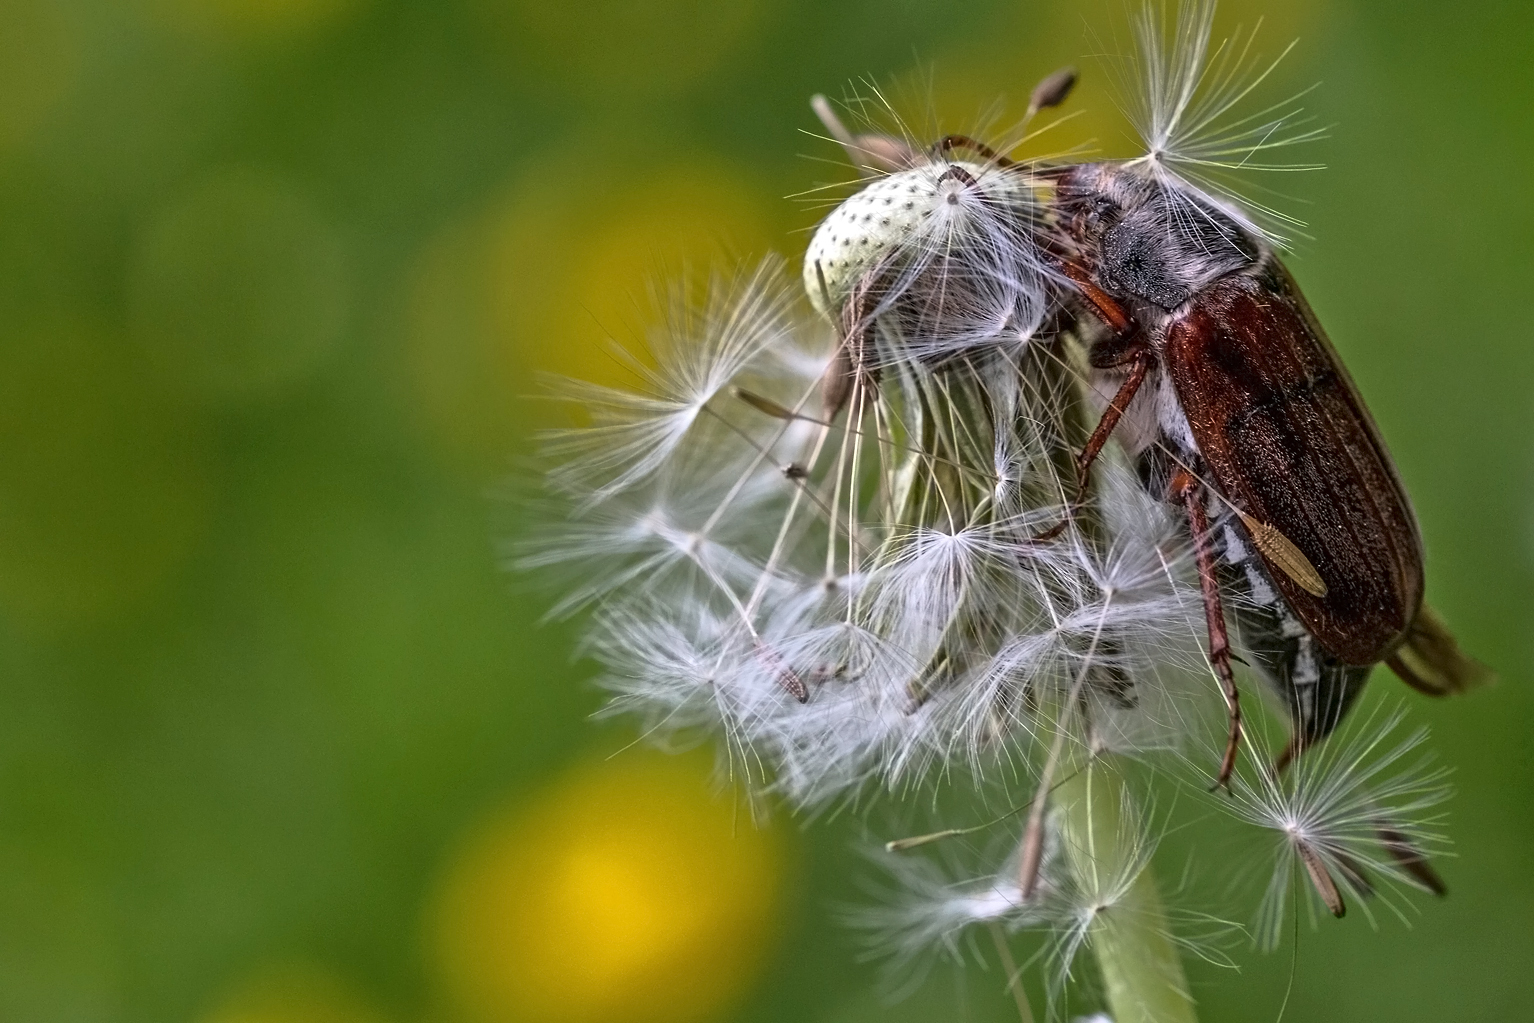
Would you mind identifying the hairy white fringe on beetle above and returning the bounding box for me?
[526,0,1466,1015]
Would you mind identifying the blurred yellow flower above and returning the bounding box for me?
[484,162,776,385]
[403,156,777,475]
[429,752,784,1023]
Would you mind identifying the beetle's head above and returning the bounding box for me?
[1053,163,1260,311]
[1051,163,1154,264]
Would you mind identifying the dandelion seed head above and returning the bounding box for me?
[532,246,1211,798]
[527,7,1464,1012]
[804,155,1054,360]
[805,161,1039,310]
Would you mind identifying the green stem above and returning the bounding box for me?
[1054,755,1197,1023]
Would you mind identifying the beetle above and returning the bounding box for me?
[1045,159,1489,788]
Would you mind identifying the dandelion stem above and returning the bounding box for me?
[989,922,1037,1023]
[1055,753,1198,1023]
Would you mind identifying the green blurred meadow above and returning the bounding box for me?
[0,0,1530,1021]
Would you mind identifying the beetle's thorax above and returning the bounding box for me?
[1055,162,1265,328]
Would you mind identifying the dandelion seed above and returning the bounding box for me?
[863,757,1236,1018]
[1111,0,1327,244]
[1216,704,1451,949]
[543,257,802,507]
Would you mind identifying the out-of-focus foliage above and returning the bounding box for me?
[0,1,1529,1021]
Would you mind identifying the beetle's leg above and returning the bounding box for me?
[1059,260,1133,335]
[1021,347,1151,545]
[1074,349,1153,497]
[1020,261,1147,542]
[1172,468,1242,789]
[1054,260,1153,497]
[935,164,979,188]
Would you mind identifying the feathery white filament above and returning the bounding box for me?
[1117,0,1326,243]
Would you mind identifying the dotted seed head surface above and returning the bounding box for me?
[802,161,1041,319]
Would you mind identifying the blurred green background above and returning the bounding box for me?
[0,0,1530,1021]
